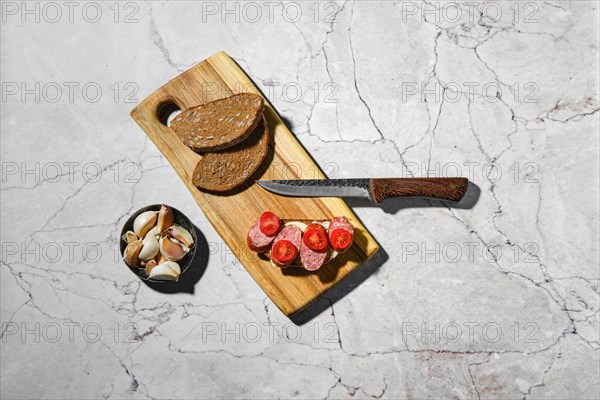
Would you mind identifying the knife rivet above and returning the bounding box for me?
[384,184,390,192]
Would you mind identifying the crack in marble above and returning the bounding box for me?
[425,33,446,178]
[537,98,600,124]
[0,296,31,339]
[466,101,493,163]
[522,350,561,399]
[21,158,128,249]
[361,378,387,399]
[95,339,152,399]
[327,298,344,352]
[467,353,491,400]
[348,1,383,143]
[322,0,349,141]
[146,2,191,73]
[1,261,70,323]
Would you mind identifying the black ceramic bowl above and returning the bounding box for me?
[119,204,197,282]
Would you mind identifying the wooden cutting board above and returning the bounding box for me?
[131,51,379,316]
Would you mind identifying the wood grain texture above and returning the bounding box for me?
[369,177,469,203]
[130,51,379,316]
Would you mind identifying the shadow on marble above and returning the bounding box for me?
[290,245,389,325]
[345,180,481,214]
[142,224,209,294]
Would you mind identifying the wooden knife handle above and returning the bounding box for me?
[369,177,469,203]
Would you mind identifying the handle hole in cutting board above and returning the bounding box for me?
[157,100,182,127]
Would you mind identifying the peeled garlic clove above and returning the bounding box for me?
[124,240,143,268]
[148,261,181,281]
[133,211,158,238]
[145,225,160,239]
[167,225,194,248]
[159,236,188,261]
[157,203,174,232]
[145,259,157,276]
[121,231,138,244]
[165,261,181,275]
[138,233,159,261]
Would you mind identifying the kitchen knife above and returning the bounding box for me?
[256,178,469,203]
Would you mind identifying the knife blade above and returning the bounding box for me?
[256,177,469,203]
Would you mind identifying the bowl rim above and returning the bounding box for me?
[119,204,198,283]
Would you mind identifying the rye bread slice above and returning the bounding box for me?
[171,93,264,152]
[192,114,269,192]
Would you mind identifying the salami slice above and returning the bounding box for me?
[300,242,328,271]
[328,217,354,253]
[328,217,354,236]
[247,218,276,252]
[271,224,302,266]
[274,225,302,248]
[299,222,328,271]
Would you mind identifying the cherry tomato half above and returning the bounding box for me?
[303,228,328,251]
[259,212,280,236]
[306,223,326,233]
[271,240,298,264]
[330,229,353,251]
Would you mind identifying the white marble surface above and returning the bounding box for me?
[1,1,599,398]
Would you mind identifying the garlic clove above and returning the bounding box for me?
[121,231,138,244]
[145,225,160,239]
[167,225,194,248]
[165,261,181,275]
[124,240,143,268]
[148,261,181,281]
[159,236,188,261]
[138,233,159,261]
[145,259,157,276]
[157,203,174,232]
[155,252,168,265]
[133,211,158,238]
